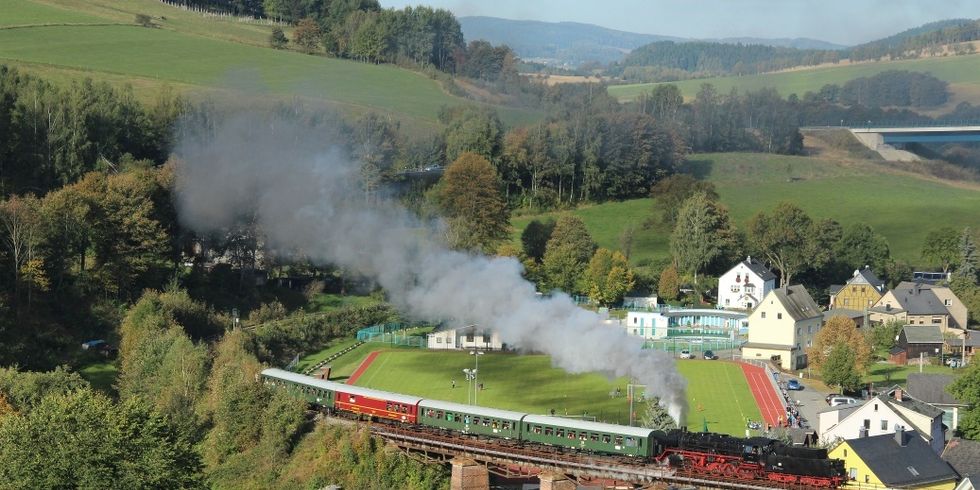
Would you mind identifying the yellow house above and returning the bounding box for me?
[830,267,886,310]
[829,430,958,490]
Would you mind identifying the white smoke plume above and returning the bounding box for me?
[174,113,687,423]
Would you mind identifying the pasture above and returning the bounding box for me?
[608,53,980,111]
[0,0,539,127]
[344,348,761,435]
[512,152,980,267]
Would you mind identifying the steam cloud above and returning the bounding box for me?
[174,114,687,423]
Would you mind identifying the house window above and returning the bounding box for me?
[436,337,442,343]
[466,332,474,342]
[634,317,638,324]
[808,326,812,334]
[843,299,849,306]
[761,312,766,319]
[881,420,888,430]
[797,327,801,336]
[863,419,870,429]
[932,317,943,324]
[945,299,952,306]
[725,299,730,305]
[778,313,783,320]
[852,287,857,292]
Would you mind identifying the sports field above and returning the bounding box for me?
[512,152,980,267]
[608,53,980,108]
[346,348,762,435]
[0,0,540,127]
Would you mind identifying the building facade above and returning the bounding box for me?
[819,390,946,454]
[741,285,822,371]
[717,256,776,311]
[427,325,503,351]
[870,282,968,333]
[829,431,958,490]
[625,308,748,340]
[829,267,885,310]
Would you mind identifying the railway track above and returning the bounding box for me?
[325,414,837,490]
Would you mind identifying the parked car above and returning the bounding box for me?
[703,350,718,360]
[829,396,858,407]
[679,350,692,359]
[825,393,842,405]
[787,379,803,391]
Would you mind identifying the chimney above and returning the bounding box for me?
[895,388,903,402]
[895,427,908,447]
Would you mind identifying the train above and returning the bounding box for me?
[261,368,846,487]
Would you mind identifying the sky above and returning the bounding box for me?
[380,0,980,46]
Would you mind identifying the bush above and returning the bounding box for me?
[269,27,288,49]
[135,14,153,28]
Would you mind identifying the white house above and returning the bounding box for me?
[741,285,822,371]
[819,388,946,454]
[625,311,670,339]
[717,256,776,311]
[427,325,503,351]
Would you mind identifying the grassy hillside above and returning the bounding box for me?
[608,52,980,109]
[512,152,980,268]
[0,0,539,127]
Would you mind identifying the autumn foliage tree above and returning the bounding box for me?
[292,18,321,53]
[807,315,872,374]
[658,265,680,302]
[584,248,635,306]
[436,152,509,253]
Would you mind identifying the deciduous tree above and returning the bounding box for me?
[749,202,839,287]
[658,265,680,302]
[669,191,736,284]
[948,358,980,440]
[836,222,890,272]
[808,315,872,373]
[922,227,960,273]
[436,152,509,253]
[292,18,321,53]
[821,344,863,393]
[584,248,635,306]
[650,174,718,226]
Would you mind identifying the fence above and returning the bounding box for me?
[158,0,287,26]
[642,337,744,354]
[302,341,364,375]
[356,322,427,348]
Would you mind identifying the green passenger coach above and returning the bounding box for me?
[419,399,525,439]
[261,368,339,409]
[521,414,656,457]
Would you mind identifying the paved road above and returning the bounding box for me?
[776,374,830,429]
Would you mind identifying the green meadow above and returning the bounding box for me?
[0,0,539,127]
[345,348,761,435]
[609,53,980,106]
[512,152,980,267]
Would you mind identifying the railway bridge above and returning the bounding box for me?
[363,421,835,490]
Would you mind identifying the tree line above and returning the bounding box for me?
[809,70,950,109]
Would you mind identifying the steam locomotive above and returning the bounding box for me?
[261,368,846,487]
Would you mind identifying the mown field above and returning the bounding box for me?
[344,348,761,435]
[608,52,980,109]
[0,0,539,127]
[512,152,980,268]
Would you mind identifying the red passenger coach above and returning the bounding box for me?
[335,385,422,423]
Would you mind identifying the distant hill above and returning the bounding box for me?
[459,17,847,68]
[712,37,847,51]
[459,16,683,67]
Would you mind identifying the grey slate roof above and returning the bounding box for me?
[944,438,980,478]
[902,326,944,344]
[823,309,864,321]
[891,282,953,315]
[772,285,822,321]
[829,284,844,295]
[846,431,958,487]
[741,342,795,351]
[906,374,968,407]
[852,267,886,290]
[742,256,777,282]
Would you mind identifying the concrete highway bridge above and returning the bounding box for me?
[806,123,980,161]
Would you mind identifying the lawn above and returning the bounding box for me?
[0,0,541,127]
[511,152,980,267]
[293,338,363,374]
[78,361,118,394]
[608,53,980,108]
[347,348,761,435]
[305,293,382,313]
[866,362,961,387]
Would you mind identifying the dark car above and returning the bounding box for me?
[787,379,803,390]
[703,350,718,360]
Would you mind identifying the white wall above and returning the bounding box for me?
[625,311,668,339]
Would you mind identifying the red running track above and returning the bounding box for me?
[346,351,380,384]
[740,363,784,427]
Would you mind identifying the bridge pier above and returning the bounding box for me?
[538,470,576,490]
[450,456,489,490]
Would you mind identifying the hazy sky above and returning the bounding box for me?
[380,0,980,46]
